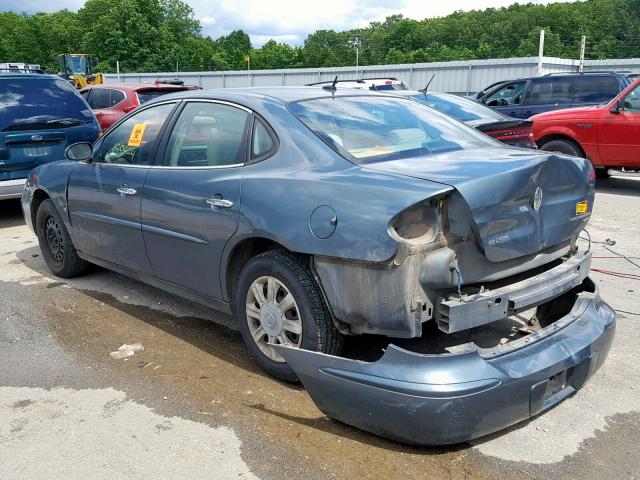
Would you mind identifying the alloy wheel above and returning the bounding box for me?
[245,275,303,363]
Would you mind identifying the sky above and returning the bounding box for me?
[0,0,574,46]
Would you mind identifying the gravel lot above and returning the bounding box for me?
[1,175,638,480]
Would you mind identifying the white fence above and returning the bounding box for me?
[104,56,640,95]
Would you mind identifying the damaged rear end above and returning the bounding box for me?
[285,95,614,445]
[276,278,615,445]
[284,149,612,445]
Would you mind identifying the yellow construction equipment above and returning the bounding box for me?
[56,54,104,89]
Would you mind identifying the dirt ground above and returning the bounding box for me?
[1,174,639,480]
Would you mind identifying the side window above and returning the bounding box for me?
[110,89,125,106]
[524,78,573,106]
[97,103,174,165]
[623,84,640,112]
[87,88,110,109]
[251,119,275,159]
[485,82,526,106]
[573,76,620,103]
[164,102,249,167]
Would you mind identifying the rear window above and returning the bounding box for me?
[524,78,573,106]
[410,92,505,124]
[289,96,496,164]
[371,83,409,91]
[0,77,94,132]
[573,76,620,103]
[136,88,185,104]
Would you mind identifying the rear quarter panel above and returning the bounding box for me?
[217,95,451,298]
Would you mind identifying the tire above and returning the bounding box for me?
[596,168,610,179]
[35,199,90,278]
[540,139,583,158]
[235,250,344,382]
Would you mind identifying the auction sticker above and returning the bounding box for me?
[128,123,147,147]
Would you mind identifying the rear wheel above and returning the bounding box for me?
[235,251,344,382]
[595,168,610,179]
[35,199,90,278]
[540,139,583,158]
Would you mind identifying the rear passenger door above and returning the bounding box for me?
[521,77,573,118]
[141,100,260,300]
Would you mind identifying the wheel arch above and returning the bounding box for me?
[30,189,52,229]
[223,236,291,305]
[536,133,586,157]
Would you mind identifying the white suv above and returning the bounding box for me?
[307,77,410,91]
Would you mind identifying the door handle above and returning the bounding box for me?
[116,186,137,197]
[206,197,233,208]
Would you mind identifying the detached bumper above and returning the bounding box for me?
[276,278,615,446]
[0,178,26,199]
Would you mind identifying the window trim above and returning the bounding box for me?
[248,114,279,164]
[158,99,253,170]
[91,99,180,168]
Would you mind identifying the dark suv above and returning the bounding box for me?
[477,72,630,118]
[0,74,100,199]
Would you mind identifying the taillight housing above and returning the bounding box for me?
[389,196,448,244]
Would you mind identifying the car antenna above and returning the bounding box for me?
[322,76,339,96]
[419,74,436,99]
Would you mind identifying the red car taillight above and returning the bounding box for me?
[486,127,534,142]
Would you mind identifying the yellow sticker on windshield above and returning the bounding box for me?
[128,123,147,147]
[576,200,588,215]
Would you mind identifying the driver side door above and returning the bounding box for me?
[597,83,640,166]
[67,102,176,273]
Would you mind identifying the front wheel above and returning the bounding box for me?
[540,139,583,157]
[35,199,90,278]
[235,251,344,382]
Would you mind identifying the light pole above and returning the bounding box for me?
[348,37,361,77]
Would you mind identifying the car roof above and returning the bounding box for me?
[0,73,59,80]
[86,82,198,91]
[499,72,627,83]
[149,86,394,104]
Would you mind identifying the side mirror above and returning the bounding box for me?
[612,99,625,114]
[65,142,93,162]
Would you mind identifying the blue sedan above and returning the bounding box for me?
[22,87,615,445]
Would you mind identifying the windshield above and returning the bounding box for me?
[67,55,89,75]
[0,77,94,132]
[289,96,496,164]
[409,92,505,124]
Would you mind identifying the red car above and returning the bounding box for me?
[533,78,640,177]
[80,81,201,131]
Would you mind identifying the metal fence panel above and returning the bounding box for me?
[104,56,640,94]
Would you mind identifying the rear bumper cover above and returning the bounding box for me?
[0,178,26,199]
[276,278,615,445]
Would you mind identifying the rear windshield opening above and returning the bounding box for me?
[289,96,496,164]
[0,77,94,132]
[136,89,187,104]
[411,92,506,124]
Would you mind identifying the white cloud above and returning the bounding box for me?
[0,0,576,46]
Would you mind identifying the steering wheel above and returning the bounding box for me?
[497,98,509,106]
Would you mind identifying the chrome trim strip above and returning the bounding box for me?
[141,223,208,244]
[71,211,141,231]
